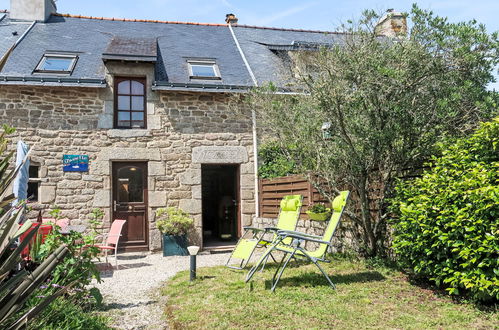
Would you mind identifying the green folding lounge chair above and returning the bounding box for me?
[245,191,350,291]
[226,195,303,270]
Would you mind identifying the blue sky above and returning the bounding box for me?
[2,0,498,88]
[1,0,498,32]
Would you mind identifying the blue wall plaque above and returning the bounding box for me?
[63,155,89,172]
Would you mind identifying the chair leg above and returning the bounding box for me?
[114,247,118,268]
[312,260,335,289]
[271,251,296,292]
[300,249,336,290]
[246,247,274,282]
[259,253,271,272]
[271,254,287,283]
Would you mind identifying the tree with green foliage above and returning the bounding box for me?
[240,5,499,256]
[391,118,498,302]
[258,141,298,179]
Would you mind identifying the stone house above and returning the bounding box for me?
[0,0,405,251]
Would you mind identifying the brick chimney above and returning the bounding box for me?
[375,9,407,38]
[10,0,57,22]
[225,13,238,24]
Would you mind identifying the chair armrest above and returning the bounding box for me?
[263,227,280,233]
[277,230,322,240]
[242,226,265,233]
[277,230,331,246]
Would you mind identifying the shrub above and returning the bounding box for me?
[27,296,111,330]
[156,207,194,236]
[391,118,499,301]
[258,141,298,179]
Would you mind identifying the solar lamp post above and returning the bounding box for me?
[187,245,200,282]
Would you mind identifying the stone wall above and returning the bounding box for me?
[0,83,256,251]
[0,86,103,130]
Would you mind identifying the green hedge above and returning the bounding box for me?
[391,118,499,301]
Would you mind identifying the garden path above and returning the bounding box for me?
[93,252,231,329]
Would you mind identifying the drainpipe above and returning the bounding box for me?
[228,23,260,218]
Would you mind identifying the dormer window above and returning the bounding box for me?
[34,54,78,74]
[188,60,221,80]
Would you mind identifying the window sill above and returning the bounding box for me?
[108,129,151,138]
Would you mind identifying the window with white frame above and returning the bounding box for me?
[34,54,78,74]
[188,60,221,80]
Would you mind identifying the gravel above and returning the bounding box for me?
[92,252,231,329]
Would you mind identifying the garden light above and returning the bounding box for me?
[187,245,200,281]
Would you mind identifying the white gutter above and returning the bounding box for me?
[228,23,260,218]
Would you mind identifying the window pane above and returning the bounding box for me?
[131,112,144,128]
[117,167,144,202]
[117,111,130,127]
[29,166,39,178]
[118,96,130,110]
[27,182,39,202]
[132,112,144,121]
[131,96,144,110]
[118,80,130,94]
[191,64,217,77]
[41,57,73,71]
[131,81,144,95]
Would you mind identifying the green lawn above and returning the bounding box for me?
[161,256,498,329]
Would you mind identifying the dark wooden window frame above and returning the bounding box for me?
[114,77,147,129]
[27,164,41,203]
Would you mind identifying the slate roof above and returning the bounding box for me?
[0,12,346,92]
[232,26,343,86]
[102,37,158,63]
[0,12,33,62]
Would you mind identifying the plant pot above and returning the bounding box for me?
[306,210,331,221]
[162,234,188,256]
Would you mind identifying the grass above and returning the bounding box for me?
[161,256,498,329]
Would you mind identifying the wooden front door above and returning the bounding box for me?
[112,162,148,251]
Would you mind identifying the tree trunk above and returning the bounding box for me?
[357,175,377,256]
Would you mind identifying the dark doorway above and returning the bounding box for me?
[201,164,240,248]
[112,162,148,251]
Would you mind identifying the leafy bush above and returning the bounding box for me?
[156,207,194,236]
[258,141,298,179]
[37,229,101,294]
[391,118,499,301]
[27,296,111,330]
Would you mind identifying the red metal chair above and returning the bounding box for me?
[19,223,53,260]
[91,219,126,267]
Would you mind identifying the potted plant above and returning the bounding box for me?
[156,207,194,256]
[306,203,331,221]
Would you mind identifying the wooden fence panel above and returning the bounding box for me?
[259,175,329,219]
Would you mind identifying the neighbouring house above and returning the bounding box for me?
[0,0,405,251]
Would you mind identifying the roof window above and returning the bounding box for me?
[188,60,221,80]
[34,54,78,74]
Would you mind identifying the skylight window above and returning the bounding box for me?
[188,60,221,80]
[34,54,78,74]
